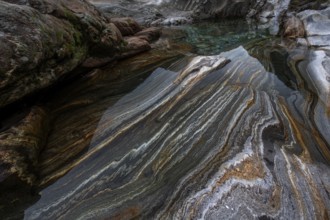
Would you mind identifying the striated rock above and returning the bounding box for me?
[24,47,330,219]
[0,40,186,218]
[0,0,123,108]
[35,47,189,187]
[0,106,50,185]
[288,48,330,145]
[89,0,329,31]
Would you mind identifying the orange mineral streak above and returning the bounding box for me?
[188,156,266,219]
[278,98,312,162]
[292,156,330,220]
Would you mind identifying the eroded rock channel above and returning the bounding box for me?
[0,0,329,219]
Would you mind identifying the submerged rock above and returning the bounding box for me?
[24,46,330,219]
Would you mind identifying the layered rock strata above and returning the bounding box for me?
[25,47,330,219]
[280,7,330,146]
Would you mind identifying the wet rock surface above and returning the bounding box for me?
[88,0,329,36]
[0,0,330,219]
[24,46,330,220]
[0,26,189,217]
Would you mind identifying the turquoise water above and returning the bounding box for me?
[166,20,268,55]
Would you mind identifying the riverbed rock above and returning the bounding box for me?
[289,0,329,12]
[90,0,165,25]
[0,0,123,108]
[0,106,50,185]
[298,7,330,36]
[120,27,162,58]
[297,7,330,47]
[24,46,330,219]
[281,14,305,38]
[288,48,330,145]
[281,7,330,48]
[111,17,142,36]
[36,45,190,187]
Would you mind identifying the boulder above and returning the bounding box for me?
[297,7,330,36]
[120,27,162,58]
[111,17,142,36]
[289,0,329,12]
[281,7,330,47]
[0,0,123,108]
[281,14,305,38]
[24,47,330,220]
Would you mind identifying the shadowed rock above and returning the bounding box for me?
[0,106,50,185]
[0,0,162,108]
[0,0,123,108]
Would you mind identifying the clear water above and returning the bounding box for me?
[164,20,269,55]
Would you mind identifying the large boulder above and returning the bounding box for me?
[0,0,123,108]
[24,46,330,219]
[297,7,330,47]
[281,7,330,48]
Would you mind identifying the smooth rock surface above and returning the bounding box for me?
[297,7,330,36]
[24,47,330,219]
[288,48,330,145]
[0,38,187,218]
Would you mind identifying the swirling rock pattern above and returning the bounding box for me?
[35,47,188,187]
[25,47,330,219]
[0,40,188,219]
